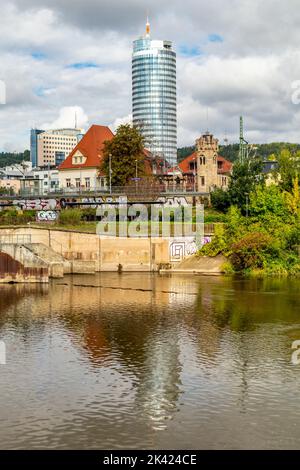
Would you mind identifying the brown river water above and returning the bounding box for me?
[0,273,300,449]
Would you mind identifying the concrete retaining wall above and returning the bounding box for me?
[0,250,48,283]
[23,243,66,278]
[0,227,170,272]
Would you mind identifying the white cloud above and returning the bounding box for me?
[1,0,300,152]
[111,114,132,131]
[41,106,89,130]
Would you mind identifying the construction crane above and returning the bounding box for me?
[238,116,258,163]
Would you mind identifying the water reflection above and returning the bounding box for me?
[0,274,300,449]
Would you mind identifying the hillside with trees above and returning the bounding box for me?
[0,150,30,168]
[178,143,300,163]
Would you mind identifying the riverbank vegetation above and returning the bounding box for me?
[199,149,300,276]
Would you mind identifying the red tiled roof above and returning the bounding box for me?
[217,155,232,174]
[58,125,114,171]
[178,152,197,173]
[178,152,232,174]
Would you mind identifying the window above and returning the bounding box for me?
[75,178,81,188]
[66,179,71,188]
[85,178,90,189]
[201,176,205,186]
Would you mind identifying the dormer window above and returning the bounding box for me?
[72,150,86,165]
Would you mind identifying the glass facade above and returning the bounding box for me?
[132,35,177,167]
[30,129,44,167]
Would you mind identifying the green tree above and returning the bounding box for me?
[0,150,30,168]
[284,176,300,216]
[102,124,145,187]
[276,149,300,191]
[228,158,264,213]
[211,187,230,212]
[249,184,287,219]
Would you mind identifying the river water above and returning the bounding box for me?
[0,273,300,449]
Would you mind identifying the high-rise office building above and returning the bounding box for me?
[132,20,177,167]
[30,129,44,167]
[30,128,83,167]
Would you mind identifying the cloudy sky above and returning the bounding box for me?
[1,0,300,151]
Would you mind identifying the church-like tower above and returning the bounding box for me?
[196,132,219,193]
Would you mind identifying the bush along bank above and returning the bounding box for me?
[199,181,300,276]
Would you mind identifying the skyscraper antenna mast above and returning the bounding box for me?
[146,10,150,36]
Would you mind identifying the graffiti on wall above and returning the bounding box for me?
[169,236,212,262]
[156,196,189,207]
[36,211,59,222]
[9,195,189,211]
[13,199,59,211]
[80,196,128,208]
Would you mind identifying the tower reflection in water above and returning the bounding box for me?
[1,274,300,449]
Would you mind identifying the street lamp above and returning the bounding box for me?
[109,153,112,195]
[135,159,138,193]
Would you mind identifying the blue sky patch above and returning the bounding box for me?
[208,33,223,43]
[179,45,202,57]
[34,86,50,97]
[67,62,100,69]
[31,52,47,60]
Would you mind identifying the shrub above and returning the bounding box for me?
[81,208,97,221]
[0,209,19,224]
[198,224,227,257]
[204,212,227,223]
[230,232,276,271]
[0,209,36,225]
[59,208,82,226]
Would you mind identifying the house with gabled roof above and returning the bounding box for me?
[58,124,114,191]
[58,124,161,192]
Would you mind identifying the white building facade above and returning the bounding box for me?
[35,128,83,167]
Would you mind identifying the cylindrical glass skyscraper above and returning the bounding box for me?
[132,21,177,167]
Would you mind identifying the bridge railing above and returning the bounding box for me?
[16,185,208,198]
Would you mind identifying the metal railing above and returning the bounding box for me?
[0,234,32,245]
[16,186,209,199]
